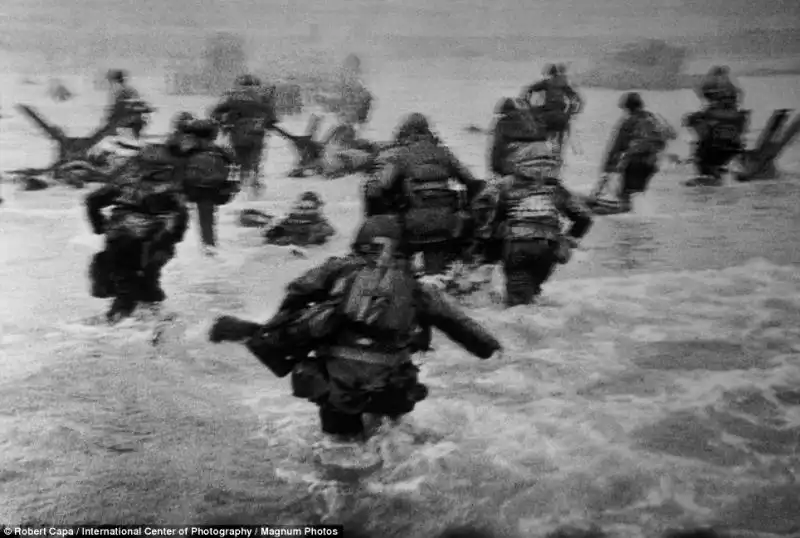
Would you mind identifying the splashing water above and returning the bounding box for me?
[1,69,799,536]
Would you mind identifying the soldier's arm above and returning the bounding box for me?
[277,256,360,312]
[368,152,405,199]
[417,283,501,359]
[554,185,593,240]
[168,195,190,243]
[521,80,546,101]
[601,119,629,173]
[444,147,484,201]
[488,120,507,177]
[209,99,232,122]
[85,184,122,234]
[257,96,278,126]
[493,178,510,223]
[566,85,584,113]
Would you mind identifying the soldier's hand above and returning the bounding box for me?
[91,219,106,235]
[209,315,260,343]
[489,346,505,360]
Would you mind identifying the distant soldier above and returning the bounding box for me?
[600,92,675,211]
[264,191,335,247]
[210,74,277,199]
[337,54,373,133]
[106,69,153,139]
[177,117,239,257]
[520,64,583,153]
[698,65,743,112]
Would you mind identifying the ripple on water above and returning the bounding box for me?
[631,340,770,371]
[632,411,751,467]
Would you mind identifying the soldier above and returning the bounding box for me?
[364,113,485,275]
[263,191,336,247]
[489,97,548,178]
[337,54,373,133]
[494,141,593,306]
[106,69,152,139]
[210,74,277,199]
[85,141,189,323]
[520,64,583,153]
[698,65,743,112]
[177,117,239,257]
[208,215,501,466]
[598,92,675,210]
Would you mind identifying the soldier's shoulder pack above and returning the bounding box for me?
[628,112,668,156]
[183,147,234,191]
[338,242,417,338]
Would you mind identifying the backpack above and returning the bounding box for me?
[628,112,667,156]
[183,149,233,191]
[403,143,461,243]
[505,180,562,240]
[338,239,417,340]
[115,145,180,213]
[706,112,746,151]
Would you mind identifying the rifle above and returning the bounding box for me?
[589,152,627,200]
[244,307,312,378]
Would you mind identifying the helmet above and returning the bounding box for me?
[107,69,127,83]
[184,119,219,140]
[495,97,516,116]
[343,53,361,74]
[547,64,560,77]
[619,92,644,111]
[352,215,404,250]
[235,74,261,88]
[556,63,567,75]
[393,112,432,143]
[296,191,324,209]
[709,65,729,76]
[173,112,196,130]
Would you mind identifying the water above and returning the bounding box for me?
[1,66,799,536]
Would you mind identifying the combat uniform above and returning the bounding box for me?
[177,118,238,256]
[602,92,674,210]
[365,113,485,274]
[495,144,592,306]
[263,191,336,247]
[209,215,501,443]
[85,143,189,322]
[521,65,583,143]
[106,69,152,139]
[210,75,277,197]
[698,67,743,112]
[489,97,548,177]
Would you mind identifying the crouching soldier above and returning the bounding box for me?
[495,142,592,307]
[208,215,502,467]
[264,191,336,247]
[86,142,189,323]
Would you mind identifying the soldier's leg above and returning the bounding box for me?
[319,405,365,440]
[89,250,116,298]
[504,240,555,306]
[528,241,560,298]
[140,243,174,304]
[196,200,217,248]
[106,238,144,322]
[503,240,537,307]
[420,242,455,275]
